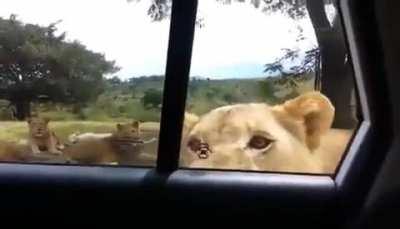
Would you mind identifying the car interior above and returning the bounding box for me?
[0,0,399,227]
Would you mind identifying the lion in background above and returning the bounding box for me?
[180,91,353,174]
[27,117,64,155]
[0,117,66,162]
[0,91,352,172]
[0,117,65,160]
[0,120,154,165]
[63,121,155,165]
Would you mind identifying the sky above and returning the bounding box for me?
[0,0,322,79]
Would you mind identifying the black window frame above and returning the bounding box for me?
[0,0,394,219]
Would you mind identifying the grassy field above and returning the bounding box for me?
[0,121,161,165]
[0,76,314,145]
[0,121,160,143]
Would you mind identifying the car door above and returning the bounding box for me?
[0,0,397,228]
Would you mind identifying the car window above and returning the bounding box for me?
[179,0,358,174]
[0,0,171,167]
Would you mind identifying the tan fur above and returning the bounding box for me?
[27,117,64,155]
[180,92,353,174]
[272,91,335,150]
[179,112,201,165]
[64,121,142,164]
[316,128,353,173]
[183,112,200,136]
[0,140,30,162]
[68,132,112,144]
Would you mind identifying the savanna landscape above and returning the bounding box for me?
[0,73,315,166]
[0,0,357,172]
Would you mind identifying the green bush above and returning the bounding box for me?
[80,107,110,121]
[0,108,14,120]
[124,100,160,122]
[40,111,78,121]
[141,88,163,109]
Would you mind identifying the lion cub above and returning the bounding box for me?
[27,117,64,155]
[64,121,143,164]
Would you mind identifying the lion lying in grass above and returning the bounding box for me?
[180,91,353,174]
[0,117,66,163]
[63,121,156,165]
[0,140,29,162]
[0,120,156,165]
[27,117,64,155]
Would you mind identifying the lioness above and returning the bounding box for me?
[68,132,112,144]
[0,140,30,162]
[180,91,353,174]
[64,121,145,164]
[27,117,64,155]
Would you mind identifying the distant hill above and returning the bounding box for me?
[0,74,314,122]
[107,74,315,115]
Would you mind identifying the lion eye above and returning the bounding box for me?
[248,135,273,150]
[187,137,201,151]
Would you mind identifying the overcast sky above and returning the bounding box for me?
[0,0,319,79]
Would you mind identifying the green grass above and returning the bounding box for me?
[122,100,161,122]
[40,110,79,121]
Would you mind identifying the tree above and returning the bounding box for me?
[128,0,308,21]
[258,79,279,104]
[223,93,235,104]
[233,0,356,128]
[264,47,319,88]
[142,88,163,109]
[0,16,119,119]
[129,0,357,128]
[108,76,122,86]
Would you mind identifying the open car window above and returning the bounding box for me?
[179,0,359,175]
[0,1,397,226]
[0,0,171,167]
[0,0,360,175]
[0,0,371,177]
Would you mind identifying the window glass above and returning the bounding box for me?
[0,0,170,166]
[180,0,358,174]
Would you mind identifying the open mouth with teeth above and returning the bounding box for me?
[197,149,210,159]
[187,138,213,159]
[34,132,44,137]
[195,143,212,159]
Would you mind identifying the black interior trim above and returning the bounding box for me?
[157,0,198,172]
[1,1,396,225]
[0,163,335,207]
[334,0,394,217]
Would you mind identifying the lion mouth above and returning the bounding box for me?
[195,146,212,160]
[198,151,209,159]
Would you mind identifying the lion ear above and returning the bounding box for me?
[43,117,50,124]
[116,123,122,131]
[183,112,199,134]
[273,92,335,150]
[132,121,140,129]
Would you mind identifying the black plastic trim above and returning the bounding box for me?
[157,0,198,172]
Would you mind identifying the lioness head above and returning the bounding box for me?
[114,121,141,140]
[181,92,335,173]
[27,117,51,138]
